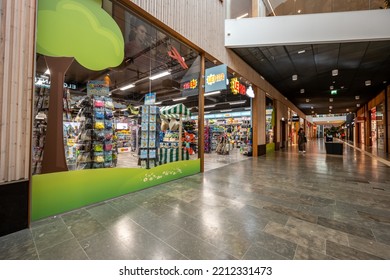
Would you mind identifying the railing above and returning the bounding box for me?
[227,0,388,19]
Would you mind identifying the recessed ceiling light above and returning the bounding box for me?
[300,89,305,93]
[311,106,314,109]
[312,111,314,114]
[330,85,334,90]
[329,105,333,109]
[365,80,371,86]
[305,99,310,102]
[329,98,333,102]
[329,109,332,112]
[119,83,135,91]
[172,97,187,101]
[332,69,338,76]
[292,74,298,81]
[356,104,360,107]
[355,96,360,100]
[229,100,246,105]
[298,50,305,54]
[346,108,349,112]
[297,9,302,14]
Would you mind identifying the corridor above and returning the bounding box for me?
[1,139,390,260]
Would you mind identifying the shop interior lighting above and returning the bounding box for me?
[292,74,298,81]
[305,99,310,103]
[246,86,254,98]
[204,104,216,108]
[300,89,305,93]
[332,69,338,76]
[346,108,349,112]
[119,83,135,91]
[329,105,333,109]
[356,103,360,107]
[244,107,251,110]
[149,71,170,80]
[330,85,334,90]
[329,98,333,102]
[204,91,221,96]
[311,106,314,109]
[298,50,306,54]
[172,96,187,101]
[236,13,249,20]
[365,80,371,86]
[229,100,246,105]
[154,101,162,105]
[355,96,360,100]
[220,109,232,112]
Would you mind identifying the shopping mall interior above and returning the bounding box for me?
[1,0,390,263]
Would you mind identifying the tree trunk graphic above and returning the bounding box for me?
[41,56,74,174]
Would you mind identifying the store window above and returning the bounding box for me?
[33,0,200,174]
[266,97,274,144]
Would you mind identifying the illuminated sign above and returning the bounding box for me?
[35,76,77,89]
[230,77,246,95]
[205,64,227,92]
[182,78,198,90]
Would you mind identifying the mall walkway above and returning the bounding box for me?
[1,139,390,260]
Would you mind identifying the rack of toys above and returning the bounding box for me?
[140,105,158,168]
[76,96,116,169]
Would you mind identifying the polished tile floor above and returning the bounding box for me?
[1,139,390,260]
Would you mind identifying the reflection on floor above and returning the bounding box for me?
[1,139,390,260]
[115,148,250,171]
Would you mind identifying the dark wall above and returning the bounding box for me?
[0,180,29,237]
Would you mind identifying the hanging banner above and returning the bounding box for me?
[87,80,109,96]
[205,64,227,93]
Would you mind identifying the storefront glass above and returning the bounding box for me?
[33,0,201,174]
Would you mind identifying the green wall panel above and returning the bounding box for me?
[32,160,200,221]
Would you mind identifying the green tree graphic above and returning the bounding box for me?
[37,0,124,174]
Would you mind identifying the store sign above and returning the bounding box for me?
[181,72,199,97]
[205,64,227,93]
[35,76,78,90]
[182,78,198,90]
[230,77,246,95]
[291,115,300,122]
[144,92,156,105]
[87,80,109,96]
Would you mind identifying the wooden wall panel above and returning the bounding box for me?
[0,0,35,183]
[128,0,305,117]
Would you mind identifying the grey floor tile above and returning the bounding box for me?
[317,216,375,240]
[32,218,74,252]
[86,203,123,227]
[65,215,106,241]
[2,141,390,260]
[165,230,220,260]
[326,240,383,260]
[250,231,297,260]
[294,245,335,260]
[242,244,288,260]
[80,230,137,260]
[39,238,88,260]
[0,229,38,260]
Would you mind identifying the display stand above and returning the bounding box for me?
[159,103,191,164]
[140,105,158,169]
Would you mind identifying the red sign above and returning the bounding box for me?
[230,77,246,95]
